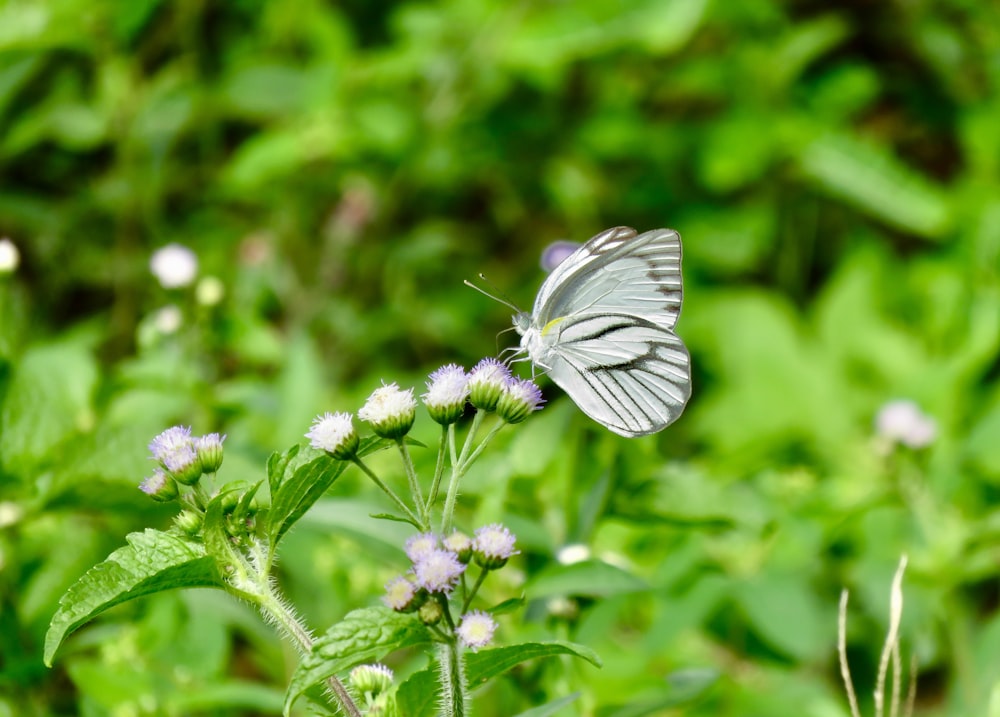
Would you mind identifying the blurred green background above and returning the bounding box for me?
[2,0,1000,715]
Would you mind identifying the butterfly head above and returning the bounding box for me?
[512,311,532,336]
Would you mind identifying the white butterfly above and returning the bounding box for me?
[513,226,691,437]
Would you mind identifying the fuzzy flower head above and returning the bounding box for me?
[875,400,937,450]
[456,610,497,652]
[306,412,359,460]
[496,377,544,424]
[405,533,439,563]
[349,663,394,696]
[139,468,179,502]
[467,358,512,412]
[0,237,20,274]
[358,382,417,439]
[413,549,466,594]
[149,426,202,485]
[443,531,473,563]
[383,575,419,611]
[150,243,198,288]
[473,523,519,570]
[196,433,226,473]
[423,364,469,425]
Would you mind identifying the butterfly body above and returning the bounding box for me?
[513,226,691,437]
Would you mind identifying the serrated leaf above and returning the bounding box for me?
[44,529,221,665]
[267,444,302,496]
[284,607,432,715]
[397,641,601,709]
[526,560,647,599]
[266,454,346,552]
[466,641,602,687]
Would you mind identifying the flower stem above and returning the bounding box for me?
[462,568,490,613]
[426,425,449,514]
[352,457,423,529]
[440,413,485,534]
[256,557,362,717]
[396,439,427,527]
[461,421,505,470]
[438,642,468,717]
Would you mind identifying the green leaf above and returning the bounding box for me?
[44,529,221,666]
[396,641,601,710]
[596,668,718,717]
[284,607,432,715]
[267,444,302,496]
[465,641,602,687]
[513,692,582,717]
[526,560,648,600]
[797,132,952,238]
[0,339,98,476]
[266,454,346,552]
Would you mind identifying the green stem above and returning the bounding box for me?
[427,425,449,514]
[396,439,427,528]
[460,421,506,470]
[438,642,468,717]
[462,568,490,613]
[352,457,423,529]
[256,558,362,717]
[440,413,485,534]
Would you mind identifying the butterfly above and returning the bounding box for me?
[512,226,691,437]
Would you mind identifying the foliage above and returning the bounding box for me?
[2,0,1000,715]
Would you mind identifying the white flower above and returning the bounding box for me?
[0,237,20,274]
[413,549,465,593]
[422,364,469,425]
[405,533,440,563]
[153,305,183,334]
[150,243,198,288]
[349,663,393,695]
[556,543,591,565]
[306,412,359,459]
[473,523,519,569]
[383,575,417,610]
[456,610,497,651]
[467,358,512,411]
[875,400,937,449]
[358,382,417,438]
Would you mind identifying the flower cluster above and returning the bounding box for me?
[875,399,937,450]
[384,524,519,651]
[141,426,225,499]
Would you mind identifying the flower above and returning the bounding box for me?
[139,468,179,502]
[150,243,198,288]
[423,364,469,425]
[540,240,581,272]
[413,549,466,594]
[0,237,20,274]
[196,433,226,473]
[153,305,183,334]
[358,382,417,439]
[443,531,473,563]
[496,377,544,424]
[383,576,419,611]
[467,358,511,412]
[349,663,394,695]
[556,544,591,565]
[875,400,937,449]
[196,276,225,306]
[473,523,519,569]
[456,610,497,651]
[149,426,202,485]
[306,412,359,460]
[174,509,203,536]
[404,533,439,563]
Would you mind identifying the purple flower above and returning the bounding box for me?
[540,240,581,272]
[468,358,512,412]
[496,377,544,424]
[473,523,519,569]
[413,549,466,594]
[456,610,497,651]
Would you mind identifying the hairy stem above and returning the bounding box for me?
[427,425,449,514]
[438,642,467,717]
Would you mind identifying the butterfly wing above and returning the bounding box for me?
[533,227,684,331]
[539,313,691,437]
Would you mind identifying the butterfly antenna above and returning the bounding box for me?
[464,274,522,313]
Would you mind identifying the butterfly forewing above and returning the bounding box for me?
[533,227,683,331]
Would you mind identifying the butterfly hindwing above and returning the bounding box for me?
[543,313,691,437]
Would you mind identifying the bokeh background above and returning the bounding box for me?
[2,0,1000,715]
